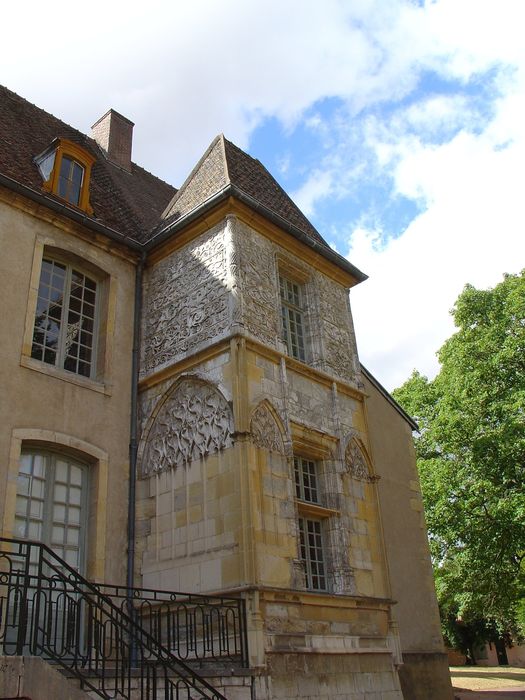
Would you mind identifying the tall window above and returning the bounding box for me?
[294,456,319,503]
[298,517,327,591]
[15,451,88,572]
[31,258,98,378]
[58,156,85,206]
[279,275,306,361]
[294,455,327,591]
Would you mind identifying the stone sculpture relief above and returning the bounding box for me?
[237,224,279,346]
[142,227,230,373]
[345,440,375,482]
[142,379,233,475]
[250,403,286,454]
[317,274,356,381]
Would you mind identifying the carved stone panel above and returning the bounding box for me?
[316,273,358,382]
[345,440,375,482]
[142,226,230,373]
[236,223,279,346]
[142,379,234,475]
[251,403,285,454]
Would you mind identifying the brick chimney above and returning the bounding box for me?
[91,109,134,172]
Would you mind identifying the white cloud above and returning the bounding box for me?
[349,81,525,389]
[4,0,522,183]
[2,0,524,391]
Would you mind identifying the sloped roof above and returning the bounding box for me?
[0,85,176,242]
[162,134,327,247]
[158,134,366,281]
[0,86,366,281]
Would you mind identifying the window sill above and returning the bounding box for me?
[20,355,112,396]
[296,499,339,518]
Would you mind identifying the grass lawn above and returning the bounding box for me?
[450,666,525,690]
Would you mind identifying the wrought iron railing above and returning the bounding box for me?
[0,537,246,699]
[96,583,248,667]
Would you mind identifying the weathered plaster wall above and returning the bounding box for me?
[364,374,453,699]
[0,196,135,583]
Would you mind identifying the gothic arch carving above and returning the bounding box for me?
[344,438,378,482]
[250,401,286,455]
[142,377,233,475]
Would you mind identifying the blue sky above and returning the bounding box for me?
[2,0,524,389]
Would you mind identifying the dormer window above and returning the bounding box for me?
[35,139,95,214]
[58,156,85,206]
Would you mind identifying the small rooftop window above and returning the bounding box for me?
[35,139,95,214]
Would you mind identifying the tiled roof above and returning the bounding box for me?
[0,86,366,280]
[0,85,176,242]
[162,134,327,247]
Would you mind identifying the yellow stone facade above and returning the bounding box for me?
[0,92,452,699]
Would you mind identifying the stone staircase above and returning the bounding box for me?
[0,538,251,700]
[63,665,254,700]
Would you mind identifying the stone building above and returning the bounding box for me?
[0,85,452,700]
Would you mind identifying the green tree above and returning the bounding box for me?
[393,271,525,640]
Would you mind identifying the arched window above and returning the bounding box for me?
[15,450,89,572]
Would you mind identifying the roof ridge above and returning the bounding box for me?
[222,136,325,242]
[161,134,226,220]
[161,134,223,218]
[219,133,231,185]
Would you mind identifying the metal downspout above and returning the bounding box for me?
[127,252,145,598]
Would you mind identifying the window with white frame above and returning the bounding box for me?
[279,275,306,361]
[294,456,319,503]
[298,517,327,591]
[293,455,328,591]
[31,258,98,378]
[15,450,89,573]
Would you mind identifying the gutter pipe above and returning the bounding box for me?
[127,252,145,589]
[126,250,145,661]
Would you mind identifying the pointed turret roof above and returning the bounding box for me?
[158,134,366,282]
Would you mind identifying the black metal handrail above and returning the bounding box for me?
[0,537,232,700]
[96,583,248,667]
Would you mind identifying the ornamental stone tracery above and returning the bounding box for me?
[345,440,375,482]
[142,379,233,475]
[250,403,286,454]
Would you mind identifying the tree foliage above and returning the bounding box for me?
[392,271,525,636]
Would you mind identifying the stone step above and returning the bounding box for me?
[58,663,253,700]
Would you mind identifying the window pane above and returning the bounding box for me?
[53,504,66,522]
[16,452,88,574]
[55,460,69,482]
[69,487,81,506]
[294,457,319,503]
[54,484,67,502]
[52,525,65,544]
[280,275,306,361]
[31,260,66,367]
[31,258,97,378]
[58,157,83,205]
[298,517,327,591]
